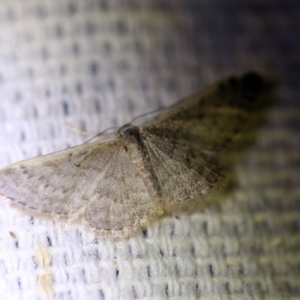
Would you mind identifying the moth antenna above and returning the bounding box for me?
[130,106,167,125]
[82,126,118,144]
[64,122,97,137]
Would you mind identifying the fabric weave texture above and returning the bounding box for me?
[0,0,299,299]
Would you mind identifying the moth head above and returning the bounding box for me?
[118,125,142,145]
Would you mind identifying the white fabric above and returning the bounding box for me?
[0,0,299,299]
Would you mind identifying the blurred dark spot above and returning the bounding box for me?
[63,101,69,115]
[47,236,52,247]
[242,72,262,101]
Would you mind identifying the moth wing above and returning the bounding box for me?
[141,131,222,209]
[0,139,120,219]
[83,147,162,237]
[141,73,265,207]
[144,73,264,153]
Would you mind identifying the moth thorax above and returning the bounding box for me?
[118,125,142,145]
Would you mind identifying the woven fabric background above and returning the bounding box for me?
[0,0,299,299]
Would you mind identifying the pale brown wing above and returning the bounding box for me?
[82,147,162,237]
[0,139,120,219]
[141,73,267,207]
[141,131,222,209]
[145,73,265,154]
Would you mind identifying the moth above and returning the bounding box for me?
[0,73,268,238]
